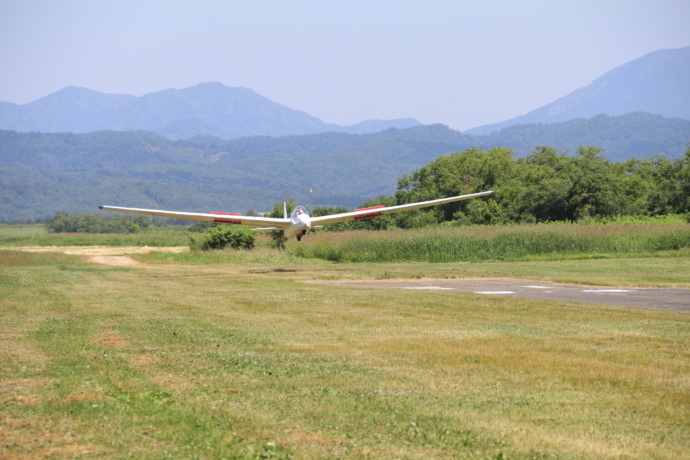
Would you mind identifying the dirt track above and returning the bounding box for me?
[12,246,188,266]
[89,255,140,266]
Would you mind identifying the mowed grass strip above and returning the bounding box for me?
[145,249,690,288]
[1,250,689,458]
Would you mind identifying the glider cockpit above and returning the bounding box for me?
[291,206,310,218]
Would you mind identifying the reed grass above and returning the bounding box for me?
[293,225,690,262]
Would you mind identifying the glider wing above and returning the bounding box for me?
[98,206,291,229]
[310,191,495,227]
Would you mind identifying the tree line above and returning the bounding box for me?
[311,145,690,231]
[45,212,169,233]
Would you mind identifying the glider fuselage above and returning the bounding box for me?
[285,206,312,241]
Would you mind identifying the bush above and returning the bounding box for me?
[192,225,255,250]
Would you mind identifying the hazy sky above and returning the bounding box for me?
[1,0,689,131]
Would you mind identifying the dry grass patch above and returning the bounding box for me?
[1,396,40,406]
[91,331,129,347]
[56,392,104,405]
[282,429,348,456]
[0,416,92,459]
[125,354,162,366]
[32,445,95,459]
[0,336,50,370]
[150,373,192,393]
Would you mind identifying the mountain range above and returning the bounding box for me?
[1,47,688,139]
[0,82,420,139]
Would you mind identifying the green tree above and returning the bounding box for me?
[513,146,581,222]
[395,147,515,226]
[511,146,627,222]
[46,212,72,233]
[619,158,655,216]
[568,146,627,220]
[620,153,684,216]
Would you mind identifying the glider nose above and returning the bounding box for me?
[298,213,312,228]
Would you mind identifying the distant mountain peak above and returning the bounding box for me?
[468,46,690,134]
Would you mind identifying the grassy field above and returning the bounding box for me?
[1,225,689,458]
[0,230,191,248]
[0,224,47,239]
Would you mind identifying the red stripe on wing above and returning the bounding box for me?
[211,213,242,224]
[354,212,384,220]
[355,205,385,212]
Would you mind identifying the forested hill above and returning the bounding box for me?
[481,112,690,161]
[1,113,689,220]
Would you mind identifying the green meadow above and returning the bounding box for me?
[1,224,689,458]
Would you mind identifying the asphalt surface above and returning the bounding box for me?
[311,279,690,312]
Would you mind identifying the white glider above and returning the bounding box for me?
[100,190,495,241]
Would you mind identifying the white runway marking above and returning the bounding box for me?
[309,280,690,312]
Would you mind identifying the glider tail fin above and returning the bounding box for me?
[283,202,288,219]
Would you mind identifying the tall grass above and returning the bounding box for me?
[292,225,690,262]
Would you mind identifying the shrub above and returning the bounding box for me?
[192,225,255,250]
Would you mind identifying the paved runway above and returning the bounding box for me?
[312,279,690,312]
